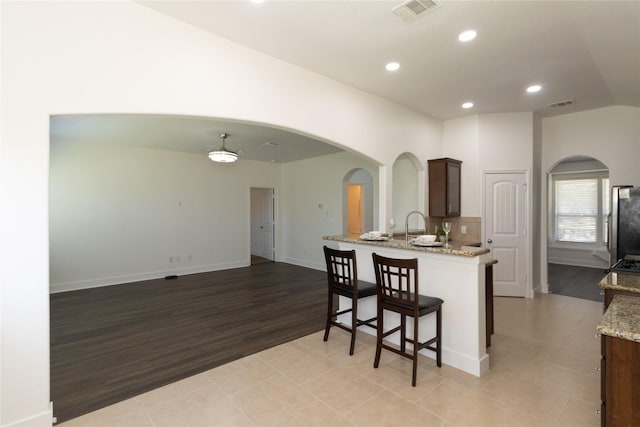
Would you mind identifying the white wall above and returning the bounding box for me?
[49,140,282,292]
[542,106,640,185]
[443,115,480,216]
[478,112,534,172]
[443,113,535,217]
[539,106,640,288]
[1,2,442,425]
[281,151,379,270]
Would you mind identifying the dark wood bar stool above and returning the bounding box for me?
[323,246,377,355]
[371,253,443,386]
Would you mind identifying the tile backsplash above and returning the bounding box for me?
[428,216,481,244]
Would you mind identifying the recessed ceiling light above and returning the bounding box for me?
[526,84,542,93]
[458,30,477,42]
[385,62,400,72]
[250,0,265,3]
[462,102,474,109]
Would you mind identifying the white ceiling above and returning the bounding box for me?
[140,0,640,120]
[55,1,640,163]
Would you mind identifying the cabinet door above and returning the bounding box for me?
[447,161,461,216]
[428,159,446,217]
[428,158,462,217]
[605,336,640,426]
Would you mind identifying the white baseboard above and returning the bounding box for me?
[4,405,53,427]
[50,261,250,293]
[281,257,324,271]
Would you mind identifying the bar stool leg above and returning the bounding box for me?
[349,300,357,355]
[436,307,442,367]
[412,314,419,387]
[323,288,333,342]
[373,307,383,368]
[400,314,406,353]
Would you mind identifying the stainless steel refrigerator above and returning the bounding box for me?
[609,186,640,265]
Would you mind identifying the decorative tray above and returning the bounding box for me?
[410,240,444,247]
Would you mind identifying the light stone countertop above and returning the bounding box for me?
[323,234,490,258]
[599,271,640,294]
[597,295,640,343]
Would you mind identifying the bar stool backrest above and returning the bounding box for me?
[372,254,419,315]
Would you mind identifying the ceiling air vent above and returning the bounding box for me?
[392,0,440,23]
[548,99,575,108]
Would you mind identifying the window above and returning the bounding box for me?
[552,172,609,245]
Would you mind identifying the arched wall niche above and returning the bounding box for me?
[392,152,425,233]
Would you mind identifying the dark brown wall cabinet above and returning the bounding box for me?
[428,158,462,217]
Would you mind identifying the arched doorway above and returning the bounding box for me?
[342,168,374,235]
[546,155,610,300]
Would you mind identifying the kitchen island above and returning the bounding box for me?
[323,235,491,377]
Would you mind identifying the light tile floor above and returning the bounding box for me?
[60,293,602,426]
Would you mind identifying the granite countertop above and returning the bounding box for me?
[597,295,640,343]
[323,234,490,258]
[599,272,640,294]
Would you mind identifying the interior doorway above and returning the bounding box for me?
[342,169,374,235]
[545,156,609,300]
[250,187,275,263]
[347,184,364,235]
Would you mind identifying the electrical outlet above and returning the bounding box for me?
[460,225,467,234]
[169,256,173,263]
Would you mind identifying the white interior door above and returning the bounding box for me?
[485,172,528,297]
[250,188,275,261]
[260,189,274,261]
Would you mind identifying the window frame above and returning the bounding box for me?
[549,170,610,248]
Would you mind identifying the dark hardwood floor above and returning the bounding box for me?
[547,263,607,302]
[50,262,327,423]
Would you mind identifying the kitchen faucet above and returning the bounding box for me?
[405,210,428,244]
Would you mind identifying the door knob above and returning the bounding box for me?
[487,239,493,244]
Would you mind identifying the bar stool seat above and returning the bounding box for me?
[372,252,443,386]
[323,246,377,355]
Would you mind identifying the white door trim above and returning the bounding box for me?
[482,170,533,299]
